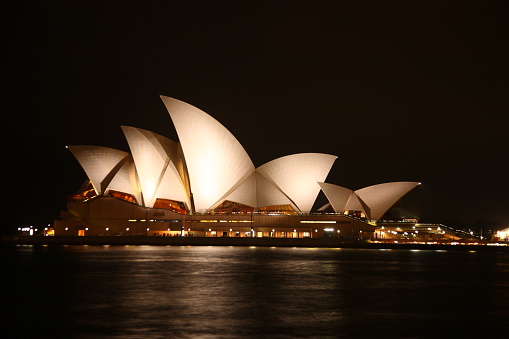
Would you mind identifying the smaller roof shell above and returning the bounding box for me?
[257,153,337,213]
[319,181,419,221]
[67,145,130,195]
[355,182,420,221]
[318,182,352,212]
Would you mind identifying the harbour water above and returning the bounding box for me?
[3,245,509,338]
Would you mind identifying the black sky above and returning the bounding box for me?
[3,1,508,231]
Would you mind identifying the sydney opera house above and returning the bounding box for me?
[54,96,420,240]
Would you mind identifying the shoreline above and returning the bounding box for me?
[2,235,508,251]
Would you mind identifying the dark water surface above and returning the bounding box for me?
[3,245,509,338]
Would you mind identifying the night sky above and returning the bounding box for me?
[3,1,508,232]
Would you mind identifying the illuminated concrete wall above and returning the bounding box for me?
[56,197,374,238]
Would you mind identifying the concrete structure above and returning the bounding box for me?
[56,96,421,239]
[58,196,375,240]
[318,182,421,221]
[373,222,474,242]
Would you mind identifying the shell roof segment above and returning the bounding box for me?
[318,182,352,213]
[121,126,189,208]
[318,181,420,221]
[67,96,420,217]
[160,96,255,212]
[67,145,130,195]
[105,155,142,203]
[355,182,420,221]
[257,153,337,213]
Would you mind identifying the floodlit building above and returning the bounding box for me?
[318,182,421,221]
[55,96,420,239]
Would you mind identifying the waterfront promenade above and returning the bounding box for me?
[2,235,508,251]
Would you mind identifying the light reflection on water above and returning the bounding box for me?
[3,245,509,338]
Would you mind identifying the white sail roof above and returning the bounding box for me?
[104,155,142,203]
[318,182,353,213]
[67,145,130,195]
[160,96,255,212]
[254,171,296,209]
[215,172,257,208]
[213,170,304,211]
[355,182,420,221]
[67,96,421,218]
[152,163,191,209]
[345,193,371,218]
[257,153,337,213]
[319,181,419,220]
[121,126,188,208]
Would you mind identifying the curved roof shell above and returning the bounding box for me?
[121,126,189,208]
[355,182,420,221]
[319,181,419,221]
[67,96,420,218]
[254,172,296,209]
[318,182,352,212]
[161,96,255,212]
[67,145,130,195]
[216,172,257,208]
[344,193,371,218]
[257,153,337,213]
[104,155,142,203]
[218,171,296,210]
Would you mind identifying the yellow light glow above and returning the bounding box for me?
[301,220,336,224]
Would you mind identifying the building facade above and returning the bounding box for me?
[55,96,420,239]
